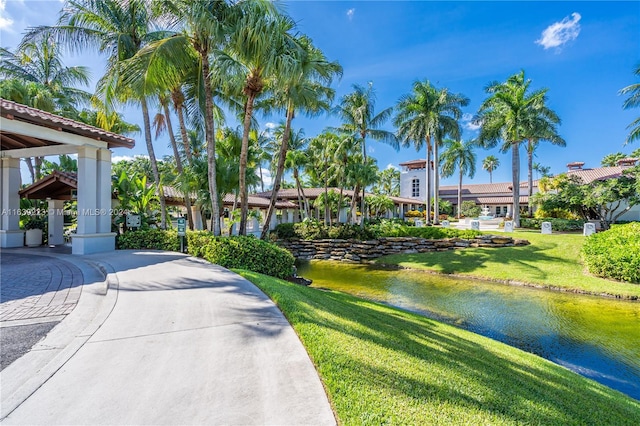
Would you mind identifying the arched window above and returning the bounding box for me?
[412,178,420,198]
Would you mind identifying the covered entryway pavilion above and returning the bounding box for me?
[0,99,134,254]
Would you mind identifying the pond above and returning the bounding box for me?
[297,261,640,400]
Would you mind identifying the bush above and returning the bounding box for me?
[460,201,481,218]
[273,223,297,240]
[187,233,294,279]
[520,218,584,232]
[116,229,181,251]
[582,223,640,283]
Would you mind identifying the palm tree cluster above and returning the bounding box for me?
[2,1,572,234]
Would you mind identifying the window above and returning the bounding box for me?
[495,206,500,216]
[411,178,420,198]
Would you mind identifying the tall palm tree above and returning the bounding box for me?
[284,148,310,219]
[26,0,172,227]
[259,35,342,237]
[121,0,237,236]
[476,71,557,227]
[620,64,640,145]
[335,82,398,225]
[219,2,301,235]
[440,139,477,219]
[1,31,91,181]
[522,112,565,201]
[482,155,500,183]
[394,80,468,224]
[153,93,195,229]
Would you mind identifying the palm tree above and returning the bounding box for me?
[219,2,301,235]
[476,71,558,227]
[440,139,477,219]
[394,80,468,224]
[373,167,401,196]
[522,113,565,202]
[153,93,195,229]
[482,155,500,183]
[601,152,627,167]
[259,35,342,237]
[532,162,551,179]
[26,0,173,228]
[284,148,310,219]
[335,82,398,225]
[121,0,238,236]
[620,64,640,145]
[1,31,91,181]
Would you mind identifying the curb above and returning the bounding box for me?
[0,255,119,420]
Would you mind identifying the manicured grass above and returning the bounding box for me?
[239,270,640,425]
[376,230,640,299]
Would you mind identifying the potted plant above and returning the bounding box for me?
[23,216,46,247]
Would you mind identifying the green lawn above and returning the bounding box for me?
[376,230,640,299]
[239,270,640,425]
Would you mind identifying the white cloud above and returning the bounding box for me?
[112,154,149,163]
[462,113,481,132]
[0,0,14,30]
[346,8,355,21]
[259,167,273,189]
[265,122,277,129]
[386,163,399,170]
[536,12,581,51]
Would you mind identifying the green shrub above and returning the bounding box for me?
[271,219,481,241]
[521,217,585,232]
[187,233,294,279]
[582,222,640,283]
[116,229,181,251]
[273,223,297,240]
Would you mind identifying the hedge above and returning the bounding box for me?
[520,218,585,232]
[582,222,640,283]
[273,220,481,241]
[116,229,181,251]
[187,233,294,279]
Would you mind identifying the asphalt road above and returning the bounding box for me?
[0,322,60,370]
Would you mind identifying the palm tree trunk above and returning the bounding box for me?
[141,97,167,229]
[489,170,493,184]
[163,102,194,231]
[434,138,440,225]
[25,158,35,183]
[261,106,293,239]
[35,157,43,180]
[360,136,367,228]
[201,52,221,236]
[425,138,432,225]
[527,139,534,215]
[457,169,463,219]
[239,94,257,236]
[512,142,521,227]
[294,170,304,220]
[172,88,192,164]
[350,184,360,223]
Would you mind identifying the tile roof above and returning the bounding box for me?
[19,170,78,200]
[1,98,135,149]
[566,166,626,184]
[254,187,423,205]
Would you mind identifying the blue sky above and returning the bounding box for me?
[1,1,639,186]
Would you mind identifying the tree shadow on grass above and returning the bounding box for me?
[259,279,640,425]
[379,241,572,282]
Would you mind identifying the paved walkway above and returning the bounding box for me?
[1,250,335,425]
[1,253,82,324]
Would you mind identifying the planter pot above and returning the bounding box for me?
[25,229,43,247]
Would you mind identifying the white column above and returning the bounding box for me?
[191,206,203,230]
[270,211,278,230]
[76,145,98,235]
[73,145,115,255]
[0,158,24,247]
[97,148,112,233]
[47,199,65,246]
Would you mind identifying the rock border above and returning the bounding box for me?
[277,235,530,262]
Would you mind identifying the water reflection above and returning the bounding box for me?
[297,261,640,400]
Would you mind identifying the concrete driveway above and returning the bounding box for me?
[1,251,335,425]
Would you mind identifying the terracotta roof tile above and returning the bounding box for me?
[1,98,135,149]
